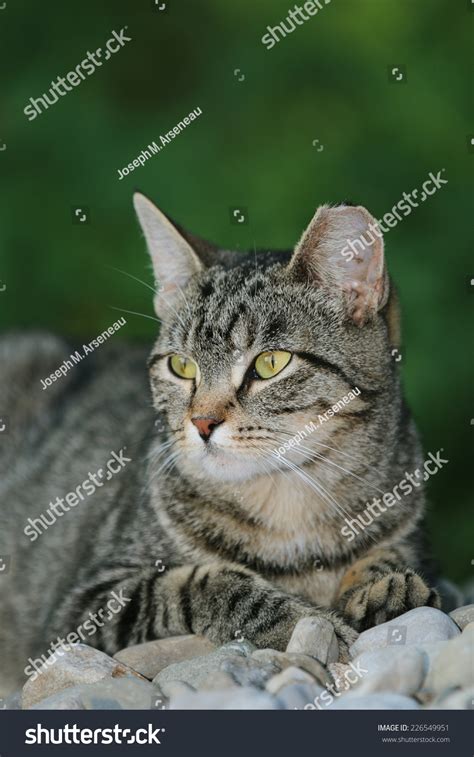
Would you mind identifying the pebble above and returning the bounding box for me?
[28,686,86,710]
[276,683,325,710]
[328,692,420,710]
[114,635,215,679]
[79,676,155,710]
[199,671,239,691]
[252,649,332,687]
[286,616,339,664]
[21,643,145,709]
[422,623,474,696]
[449,605,474,631]
[350,607,460,658]
[351,647,427,696]
[266,666,316,694]
[428,686,474,710]
[154,642,254,690]
[169,686,282,710]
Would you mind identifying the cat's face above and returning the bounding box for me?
[134,195,398,484]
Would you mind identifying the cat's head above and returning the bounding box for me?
[134,193,400,484]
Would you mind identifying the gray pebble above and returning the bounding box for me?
[350,607,460,658]
[423,623,474,696]
[21,643,145,709]
[449,605,474,631]
[328,692,420,710]
[114,635,215,679]
[351,647,426,696]
[428,686,474,710]
[169,686,282,710]
[276,682,325,710]
[266,666,316,694]
[286,616,339,664]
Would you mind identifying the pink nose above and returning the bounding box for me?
[191,416,223,441]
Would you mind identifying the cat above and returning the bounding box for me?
[0,194,440,695]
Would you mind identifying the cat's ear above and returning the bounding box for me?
[288,204,389,326]
[133,192,203,319]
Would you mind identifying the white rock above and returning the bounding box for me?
[350,608,460,658]
[351,646,427,696]
[286,616,339,664]
[423,623,474,696]
[428,686,474,710]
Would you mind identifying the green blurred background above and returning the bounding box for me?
[0,0,472,581]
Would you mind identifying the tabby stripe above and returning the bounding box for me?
[115,590,143,650]
[227,584,252,614]
[79,577,126,616]
[295,351,382,396]
[238,592,268,626]
[179,566,198,633]
[144,575,158,640]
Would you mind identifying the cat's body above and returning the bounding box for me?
[0,198,439,696]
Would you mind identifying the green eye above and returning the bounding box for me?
[169,354,197,379]
[254,350,292,379]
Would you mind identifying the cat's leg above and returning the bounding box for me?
[57,562,357,660]
[335,547,440,632]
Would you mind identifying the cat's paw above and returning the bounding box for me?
[337,569,440,632]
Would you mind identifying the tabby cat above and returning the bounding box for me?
[0,194,439,695]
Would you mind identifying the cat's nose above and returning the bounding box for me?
[191,416,224,441]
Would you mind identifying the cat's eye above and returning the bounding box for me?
[254,350,292,379]
[169,354,198,380]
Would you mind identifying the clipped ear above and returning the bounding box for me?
[288,204,389,326]
[133,192,203,319]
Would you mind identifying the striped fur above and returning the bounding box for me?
[0,198,439,694]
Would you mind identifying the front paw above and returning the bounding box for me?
[338,569,440,632]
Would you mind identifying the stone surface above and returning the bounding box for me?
[158,680,194,700]
[29,676,155,710]
[449,605,474,631]
[114,635,216,679]
[170,687,281,710]
[154,642,254,690]
[277,683,325,710]
[286,616,339,664]
[29,686,86,710]
[21,643,145,709]
[328,692,420,710]
[349,608,460,658]
[428,687,474,710]
[266,666,316,694]
[79,676,155,710]
[2,690,22,710]
[422,624,474,696]
[199,671,239,691]
[351,647,426,696]
[252,649,332,687]
[220,655,278,688]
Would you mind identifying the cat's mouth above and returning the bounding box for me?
[184,439,266,483]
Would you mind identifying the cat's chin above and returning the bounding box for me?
[183,447,264,483]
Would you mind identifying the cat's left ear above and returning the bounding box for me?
[288,204,389,326]
[133,192,203,319]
